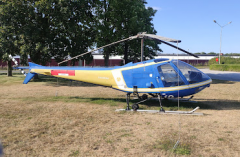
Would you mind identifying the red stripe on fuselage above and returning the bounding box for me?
[51,70,75,76]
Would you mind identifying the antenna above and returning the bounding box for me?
[172,41,182,154]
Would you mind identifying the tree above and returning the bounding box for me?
[95,0,118,66]
[119,1,161,63]
[95,0,161,65]
[208,52,217,55]
[19,0,97,65]
[0,0,97,69]
[0,1,23,76]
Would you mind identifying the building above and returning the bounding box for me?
[1,54,239,68]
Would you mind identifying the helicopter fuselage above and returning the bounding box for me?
[25,58,212,98]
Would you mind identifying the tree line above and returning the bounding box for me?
[0,0,160,76]
[194,52,240,56]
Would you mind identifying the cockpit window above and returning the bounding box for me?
[157,63,185,87]
[172,60,210,84]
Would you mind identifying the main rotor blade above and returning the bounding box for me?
[139,33,199,58]
[139,33,181,43]
[58,33,198,65]
[58,35,138,65]
[160,40,199,58]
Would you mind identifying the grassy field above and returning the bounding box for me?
[0,75,240,156]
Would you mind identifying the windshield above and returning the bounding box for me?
[172,60,210,84]
[157,63,185,87]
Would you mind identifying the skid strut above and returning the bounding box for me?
[119,93,203,115]
[158,93,165,112]
[126,93,131,110]
[125,92,150,111]
[132,98,150,111]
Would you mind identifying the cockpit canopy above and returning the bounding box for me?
[157,60,210,87]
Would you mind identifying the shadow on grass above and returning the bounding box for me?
[23,95,240,110]
[65,96,240,110]
[0,73,23,76]
[193,98,240,110]
[211,79,235,84]
[0,73,7,76]
[140,98,239,110]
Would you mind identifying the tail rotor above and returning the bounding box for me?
[8,55,27,76]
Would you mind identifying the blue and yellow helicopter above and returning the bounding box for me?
[11,33,212,112]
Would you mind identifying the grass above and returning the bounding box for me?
[19,95,205,111]
[218,138,224,141]
[193,65,209,69]
[210,64,240,72]
[69,150,80,156]
[0,75,25,85]
[151,139,191,155]
[0,74,240,156]
[208,56,240,65]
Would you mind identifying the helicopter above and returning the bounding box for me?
[11,33,212,112]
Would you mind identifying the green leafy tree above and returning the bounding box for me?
[95,0,160,65]
[19,0,97,65]
[95,0,118,66]
[208,52,217,55]
[119,0,161,63]
[1,0,97,68]
[0,1,23,76]
[225,53,240,56]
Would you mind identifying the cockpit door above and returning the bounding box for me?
[155,63,186,88]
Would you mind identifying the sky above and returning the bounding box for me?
[145,0,240,54]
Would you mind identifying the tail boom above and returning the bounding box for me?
[28,66,116,87]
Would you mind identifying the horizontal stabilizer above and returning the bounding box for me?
[13,66,29,70]
[23,72,36,84]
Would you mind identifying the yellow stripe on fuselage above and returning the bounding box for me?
[111,79,212,92]
[31,68,117,87]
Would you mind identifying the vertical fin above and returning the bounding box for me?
[23,72,36,84]
[22,62,42,84]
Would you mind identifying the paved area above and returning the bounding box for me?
[200,68,240,82]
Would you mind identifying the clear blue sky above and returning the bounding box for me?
[146,0,239,54]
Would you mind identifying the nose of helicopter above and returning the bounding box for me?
[194,80,211,94]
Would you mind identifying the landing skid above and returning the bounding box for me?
[125,93,164,112]
[122,93,202,115]
[116,107,203,115]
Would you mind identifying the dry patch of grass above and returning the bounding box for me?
[0,75,240,156]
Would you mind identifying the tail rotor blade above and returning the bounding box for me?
[9,54,27,75]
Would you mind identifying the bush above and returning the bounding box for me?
[210,64,240,72]
[208,57,240,65]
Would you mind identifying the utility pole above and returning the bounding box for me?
[213,20,232,64]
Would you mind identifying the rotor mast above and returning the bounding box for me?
[141,38,144,62]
